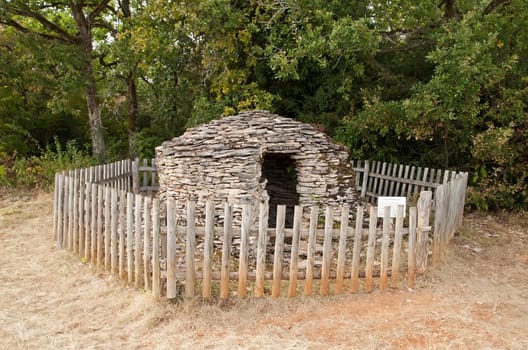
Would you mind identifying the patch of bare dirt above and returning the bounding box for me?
[1,191,527,349]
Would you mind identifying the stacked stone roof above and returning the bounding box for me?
[155,110,358,223]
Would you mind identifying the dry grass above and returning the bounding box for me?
[1,191,527,349]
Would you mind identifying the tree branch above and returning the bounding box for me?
[0,18,74,44]
[88,0,112,23]
[8,6,77,43]
[482,0,512,15]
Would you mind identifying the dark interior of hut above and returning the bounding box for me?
[261,153,299,228]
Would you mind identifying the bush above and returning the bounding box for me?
[0,138,93,190]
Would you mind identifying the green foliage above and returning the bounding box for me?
[0,138,93,190]
[1,0,527,210]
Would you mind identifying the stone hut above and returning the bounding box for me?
[155,110,359,226]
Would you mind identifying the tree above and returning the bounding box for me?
[337,0,528,209]
[1,0,112,159]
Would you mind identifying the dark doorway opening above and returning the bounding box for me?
[261,153,299,228]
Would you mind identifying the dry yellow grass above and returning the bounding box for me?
[1,190,527,349]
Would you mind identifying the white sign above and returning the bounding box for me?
[377,197,406,218]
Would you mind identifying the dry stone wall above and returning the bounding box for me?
[155,110,359,224]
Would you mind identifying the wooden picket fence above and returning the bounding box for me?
[351,160,465,202]
[52,159,467,300]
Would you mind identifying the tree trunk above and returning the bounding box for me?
[71,2,106,160]
[86,68,106,160]
[121,0,139,157]
[126,74,139,156]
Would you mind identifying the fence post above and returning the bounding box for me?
[238,204,251,298]
[361,160,369,198]
[202,201,214,299]
[185,200,196,298]
[152,198,161,299]
[166,198,177,299]
[272,205,286,298]
[416,191,432,274]
[132,158,140,194]
[56,173,64,250]
[320,206,334,296]
[254,200,268,298]
[432,183,447,265]
[221,203,234,299]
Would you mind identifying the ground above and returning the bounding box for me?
[0,191,527,349]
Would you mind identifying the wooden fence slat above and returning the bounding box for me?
[335,205,349,294]
[68,172,75,251]
[96,185,104,269]
[53,173,60,242]
[361,160,369,198]
[288,205,303,297]
[202,201,214,299]
[91,183,98,264]
[416,191,432,273]
[272,205,286,298]
[443,170,450,184]
[73,173,79,254]
[391,205,404,288]
[78,180,85,257]
[372,161,382,200]
[152,198,161,299]
[350,205,364,293]
[365,206,377,292]
[380,206,391,290]
[134,194,143,288]
[320,206,334,296]
[126,192,134,284]
[185,200,196,298]
[394,164,404,196]
[63,174,69,249]
[118,191,126,279]
[166,198,177,299]
[142,159,148,188]
[220,203,233,299]
[84,182,91,260]
[420,168,429,193]
[143,196,152,291]
[385,164,398,196]
[400,165,410,196]
[56,174,64,249]
[428,169,436,192]
[104,186,111,271]
[433,183,446,265]
[255,200,268,298]
[238,204,251,298]
[407,207,417,288]
[132,159,139,194]
[304,206,318,296]
[110,188,118,275]
[379,162,388,196]
[436,168,443,185]
[407,166,416,195]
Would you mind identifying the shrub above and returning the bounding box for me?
[0,138,93,190]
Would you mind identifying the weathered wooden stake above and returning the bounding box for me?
[238,204,251,298]
[272,205,286,298]
[320,206,334,296]
[255,200,268,298]
[335,205,349,294]
[288,205,303,297]
[350,206,364,293]
[220,203,233,299]
[166,198,177,299]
